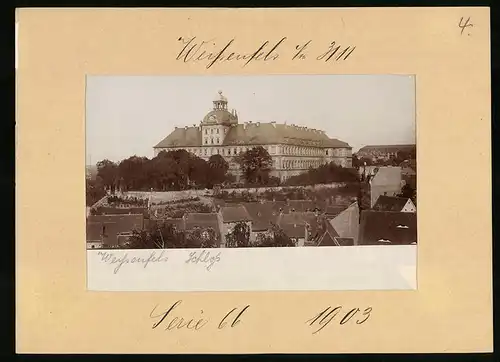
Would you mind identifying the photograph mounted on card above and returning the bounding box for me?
[85,74,417,291]
[16,7,492,354]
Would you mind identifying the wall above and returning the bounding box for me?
[402,199,417,213]
[330,203,360,244]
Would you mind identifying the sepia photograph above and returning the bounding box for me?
[86,75,416,253]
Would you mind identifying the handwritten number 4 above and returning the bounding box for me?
[459,17,473,36]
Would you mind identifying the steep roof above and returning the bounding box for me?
[87,214,144,233]
[86,214,144,246]
[276,212,307,238]
[184,213,221,234]
[152,218,186,230]
[371,167,402,186]
[373,195,411,212]
[220,205,252,223]
[154,127,202,148]
[358,210,417,245]
[86,222,103,242]
[154,122,351,149]
[241,202,279,231]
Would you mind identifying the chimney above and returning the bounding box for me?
[243,122,248,130]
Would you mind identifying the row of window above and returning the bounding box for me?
[280,159,324,169]
[159,146,350,158]
[204,128,227,135]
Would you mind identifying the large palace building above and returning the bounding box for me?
[154,91,353,182]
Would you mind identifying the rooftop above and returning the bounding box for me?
[358,210,417,245]
[373,195,411,212]
[154,122,351,149]
[220,205,253,223]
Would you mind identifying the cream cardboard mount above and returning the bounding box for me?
[15,8,492,354]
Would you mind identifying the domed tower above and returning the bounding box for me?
[201,91,238,147]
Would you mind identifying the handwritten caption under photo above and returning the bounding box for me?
[96,249,221,274]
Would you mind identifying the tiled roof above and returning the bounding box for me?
[241,202,279,231]
[279,223,306,238]
[373,195,410,212]
[276,212,307,238]
[86,223,103,242]
[325,205,348,217]
[220,205,252,223]
[154,122,351,149]
[371,167,402,186]
[87,214,144,234]
[149,218,186,230]
[154,127,202,148]
[184,213,221,234]
[358,210,417,245]
[288,200,319,212]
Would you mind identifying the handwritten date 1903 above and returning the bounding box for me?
[306,306,372,334]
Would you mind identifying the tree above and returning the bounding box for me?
[225,222,251,247]
[398,184,416,204]
[271,225,295,247]
[118,155,149,191]
[352,154,360,169]
[185,227,218,248]
[96,159,119,190]
[236,146,273,185]
[284,161,359,186]
[208,154,229,185]
[86,178,106,206]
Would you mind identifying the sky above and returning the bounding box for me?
[86,75,415,165]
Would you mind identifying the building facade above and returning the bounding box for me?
[153,91,353,182]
